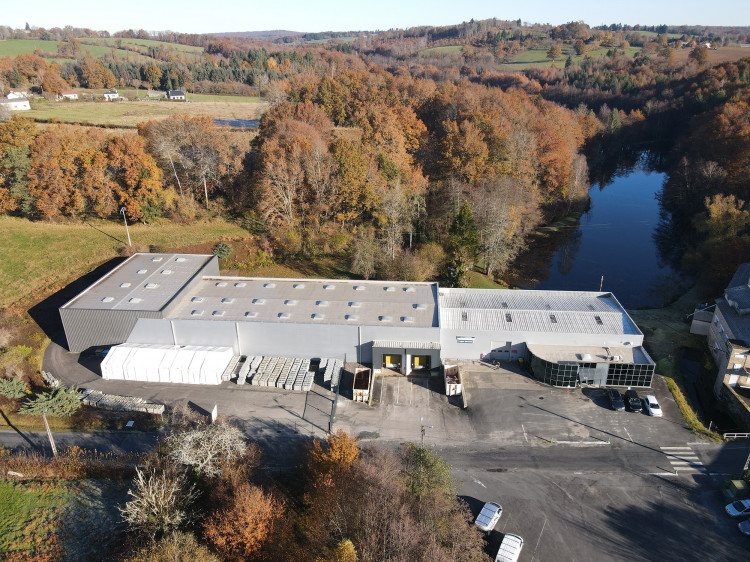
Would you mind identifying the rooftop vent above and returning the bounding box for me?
[505,313,512,322]
[401,316,414,323]
[501,302,508,309]
[101,296,114,303]
[348,301,361,308]
[545,304,551,310]
[212,310,225,317]
[293,283,305,289]
[216,281,227,287]
[582,353,593,361]
[264,282,276,288]
[384,286,395,292]
[284,299,297,306]
[191,297,204,303]
[379,315,392,322]
[311,313,324,320]
[234,282,246,287]
[346,314,359,321]
[316,300,329,306]
[252,298,265,305]
[414,303,427,310]
[151,257,163,262]
[120,282,131,288]
[278,312,290,319]
[403,287,416,293]
[129,297,142,303]
[461,311,468,322]
[221,298,233,304]
[353,285,365,291]
[137,269,147,274]
[323,284,335,290]
[175,257,186,262]
[161,270,172,275]
[191,309,204,316]
[550,314,557,323]
[588,304,595,311]
[145,283,159,289]
[594,315,603,325]
[244,311,257,318]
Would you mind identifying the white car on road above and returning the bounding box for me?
[643,395,662,417]
[475,501,503,533]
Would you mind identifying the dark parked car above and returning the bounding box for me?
[624,389,642,412]
[607,389,625,411]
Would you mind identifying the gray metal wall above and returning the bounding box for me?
[440,328,643,361]
[127,318,440,363]
[60,308,162,352]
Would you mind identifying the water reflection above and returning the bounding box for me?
[507,161,690,308]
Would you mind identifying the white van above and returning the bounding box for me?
[495,533,524,562]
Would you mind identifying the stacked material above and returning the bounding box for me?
[80,388,165,415]
[322,358,343,390]
[247,356,314,391]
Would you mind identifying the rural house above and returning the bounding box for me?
[166,90,186,100]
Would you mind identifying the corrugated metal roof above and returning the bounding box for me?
[62,253,215,312]
[168,277,440,327]
[527,343,654,364]
[439,288,639,335]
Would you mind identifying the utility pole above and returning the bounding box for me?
[599,276,604,291]
[42,409,57,457]
[120,207,132,247]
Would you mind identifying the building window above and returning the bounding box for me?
[550,314,557,323]
[505,313,512,322]
[713,316,719,326]
[594,316,603,325]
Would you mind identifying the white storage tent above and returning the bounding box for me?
[101,344,234,385]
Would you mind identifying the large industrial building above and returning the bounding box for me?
[60,253,654,388]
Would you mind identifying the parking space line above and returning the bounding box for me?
[624,428,633,442]
[410,379,413,405]
[522,424,528,443]
[396,378,400,405]
[531,515,547,562]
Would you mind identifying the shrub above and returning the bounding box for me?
[120,466,199,539]
[212,241,232,259]
[0,377,29,398]
[167,422,247,477]
[123,531,220,562]
[18,385,81,417]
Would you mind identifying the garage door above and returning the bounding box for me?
[383,354,402,370]
[411,355,431,371]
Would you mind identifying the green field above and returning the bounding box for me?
[0,216,248,308]
[498,46,641,70]
[84,36,204,54]
[0,38,153,62]
[420,45,464,56]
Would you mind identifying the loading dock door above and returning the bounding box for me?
[383,354,402,371]
[411,355,431,371]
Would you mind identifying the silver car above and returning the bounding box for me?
[726,499,750,518]
[643,395,662,417]
[475,501,503,533]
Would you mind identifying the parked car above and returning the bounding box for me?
[624,389,642,412]
[643,395,662,417]
[475,501,503,533]
[607,388,625,411]
[739,519,750,536]
[726,499,750,518]
[495,533,524,562]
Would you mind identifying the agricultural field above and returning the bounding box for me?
[498,46,641,70]
[419,45,464,57]
[26,97,269,128]
[0,216,248,309]
[0,38,153,63]
[83,36,204,54]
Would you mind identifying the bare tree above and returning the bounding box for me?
[167,423,247,477]
[120,466,199,538]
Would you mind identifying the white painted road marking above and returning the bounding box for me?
[472,477,486,488]
[660,445,706,473]
[531,515,547,562]
[522,424,528,443]
[624,428,633,442]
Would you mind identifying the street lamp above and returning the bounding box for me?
[120,207,132,247]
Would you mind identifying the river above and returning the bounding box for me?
[509,161,687,309]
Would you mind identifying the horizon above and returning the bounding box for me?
[3,0,749,36]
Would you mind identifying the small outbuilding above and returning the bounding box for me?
[103,90,119,101]
[0,98,30,111]
[58,91,78,100]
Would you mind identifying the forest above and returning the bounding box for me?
[0,18,749,290]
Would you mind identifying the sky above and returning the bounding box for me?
[3,0,749,34]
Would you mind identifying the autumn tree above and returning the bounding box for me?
[547,44,563,60]
[689,45,710,66]
[202,483,284,561]
[142,63,163,89]
[77,54,116,88]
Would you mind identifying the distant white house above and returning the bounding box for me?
[58,91,78,101]
[166,90,186,100]
[103,89,119,101]
[6,90,28,100]
[0,98,31,111]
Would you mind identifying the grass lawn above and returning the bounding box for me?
[0,479,128,559]
[468,270,506,289]
[498,46,641,70]
[26,97,269,128]
[0,216,247,309]
[82,36,204,54]
[629,286,722,440]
